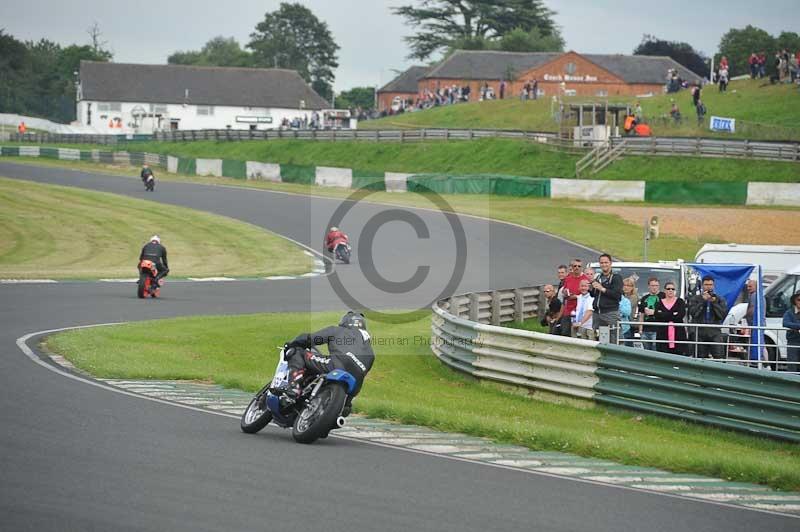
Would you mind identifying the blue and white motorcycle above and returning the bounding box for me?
[240,347,356,444]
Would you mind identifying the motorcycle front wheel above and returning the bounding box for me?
[292,382,347,444]
[241,391,273,434]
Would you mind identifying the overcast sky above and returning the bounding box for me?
[0,0,794,91]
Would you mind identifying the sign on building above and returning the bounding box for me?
[709,116,736,133]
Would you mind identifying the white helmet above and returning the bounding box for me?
[329,227,339,232]
[150,235,161,244]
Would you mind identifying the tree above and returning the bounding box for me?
[634,34,708,77]
[168,36,252,67]
[335,87,375,111]
[499,27,564,53]
[247,2,339,101]
[776,31,800,54]
[393,0,561,60]
[717,25,776,77]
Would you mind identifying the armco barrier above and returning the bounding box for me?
[595,343,800,442]
[2,145,799,206]
[432,289,800,442]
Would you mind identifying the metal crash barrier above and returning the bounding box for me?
[432,288,800,442]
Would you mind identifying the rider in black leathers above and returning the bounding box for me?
[280,311,375,415]
[139,235,169,292]
[140,164,154,183]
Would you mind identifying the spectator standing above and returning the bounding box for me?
[634,101,643,123]
[782,291,800,372]
[758,51,767,78]
[691,84,701,107]
[540,284,563,335]
[749,52,759,78]
[556,264,568,302]
[532,79,539,100]
[670,101,681,124]
[718,65,729,92]
[17,121,26,135]
[560,259,588,337]
[687,275,729,358]
[590,254,623,344]
[499,80,506,99]
[695,99,707,125]
[654,280,688,355]
[638,277,663,351]
[572,279,595,340]
[621,277,639,345]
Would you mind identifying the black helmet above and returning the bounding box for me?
[339,311,366,330]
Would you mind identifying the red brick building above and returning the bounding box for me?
[376,65,430,112]
[380,50,701,107]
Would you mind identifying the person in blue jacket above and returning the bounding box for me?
[782,292,800,371]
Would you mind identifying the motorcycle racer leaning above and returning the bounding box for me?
[324,226,349,253]
[278,311,374,416]
[139,235,169,293]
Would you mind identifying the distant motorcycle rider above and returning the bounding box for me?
[139,235,169,292]
[324,226,349,253]
[278,311,374,416]
[140,163,154,183]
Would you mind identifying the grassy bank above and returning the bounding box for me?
[0,176,312,278]
[45,311,800,491]
[1,157,709,261]
[362,78,800,141]
[11,138,799,183]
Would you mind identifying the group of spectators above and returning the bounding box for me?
[747,49,800,83]
[539,255,769,359]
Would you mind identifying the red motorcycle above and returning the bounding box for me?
[137,259,163,298]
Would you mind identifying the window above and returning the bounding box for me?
[766,275,799,318]
[97,102,121,112]
[150,104,168,114]
[564,62,577,75]
[197,106,214,116]
[595,90,608,97]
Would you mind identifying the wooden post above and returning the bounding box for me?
[491,291,501,326]
[469,292,480,322]
[400,130,404,143]
[514,288,524,323]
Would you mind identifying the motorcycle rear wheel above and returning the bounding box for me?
[241,392,273,434]
[292,382,347,444]
[137,272,149,299]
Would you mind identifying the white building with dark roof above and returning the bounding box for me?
[77,61,331,132]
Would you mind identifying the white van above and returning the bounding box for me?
[695,244,800,285]
[763,263,800,365]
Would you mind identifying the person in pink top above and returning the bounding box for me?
[559,258,589,337]
[653,280,688,356]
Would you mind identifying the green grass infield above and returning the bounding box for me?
[45,310,800,491]
[0,176,313,279]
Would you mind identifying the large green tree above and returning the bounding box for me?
[168,36,253,67]
[0,30,111,122]
[335,87,375,111]
[717,25,776,77]
[247,2,339,101]
[634,34,708,77]
[393,0,561,60]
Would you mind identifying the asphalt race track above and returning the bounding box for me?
[0,161,796,531]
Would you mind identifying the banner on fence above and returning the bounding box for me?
[709,116,736,133]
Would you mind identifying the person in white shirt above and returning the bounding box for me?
[572,279,595,340]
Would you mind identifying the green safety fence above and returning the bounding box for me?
[177,157,196,175]
[595,343,800,442]
[352,169,386,191]
[222,159,247,180]
[280,163,315,184]
[79,150,93,161]
[645,181,748,205]
[98,151,114,164]
[2,146,20,156]
[39,147,59,159]
[407,174,551,197]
